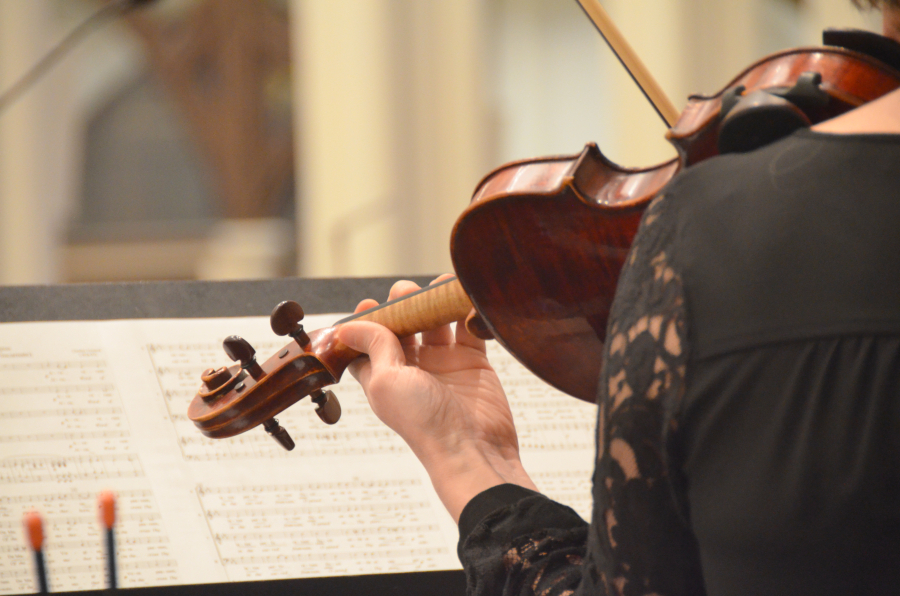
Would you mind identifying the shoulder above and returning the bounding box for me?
[658,128,900,358]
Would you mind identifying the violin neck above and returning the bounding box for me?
[335,277,473,338]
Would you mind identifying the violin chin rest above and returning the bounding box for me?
[717,90,811,154]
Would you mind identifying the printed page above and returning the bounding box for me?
[0,322,184,594]
[0,315,597,593]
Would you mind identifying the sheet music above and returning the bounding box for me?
[0,314,597,593]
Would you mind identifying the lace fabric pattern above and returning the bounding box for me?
[460,194,706,596]
[588,194,705,595]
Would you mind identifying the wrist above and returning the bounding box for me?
[419,445,506,522]
[414,440,537,523]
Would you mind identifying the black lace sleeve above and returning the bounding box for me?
[587,194,705,595]
[458,194,705,596]
[459,488,589,596]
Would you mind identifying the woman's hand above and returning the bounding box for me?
[337,276,538,521]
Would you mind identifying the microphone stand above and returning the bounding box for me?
[0,0,157,115]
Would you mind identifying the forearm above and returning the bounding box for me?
[414,436,538,523]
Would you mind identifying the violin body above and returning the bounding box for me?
[452,44,900,403]
[452,147,676,402]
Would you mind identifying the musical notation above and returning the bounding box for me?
[195,478,419,496]
[0,488,178,594]
[0,535,169,554]
[0,511,161,529]
[0,385,115,396]
[0,431,129,443]
[0,360,105,371]
[0,313,596,593]
[0,407,121,418]
[0,329,180,594]
[197,478,456,579]
[0,558,178,580]
[176,428,409,461]
[220,548,449,566]
[0,455,143,484]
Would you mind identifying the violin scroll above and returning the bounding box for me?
[189,278,475,450]
[188,304,348,451]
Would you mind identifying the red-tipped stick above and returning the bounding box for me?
[98,491,117,590]
[23,510,48,593]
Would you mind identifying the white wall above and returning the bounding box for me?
[0,0,66,284]
[0,1,142,285]
[290,0,491,278]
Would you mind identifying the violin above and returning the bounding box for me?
[189,0,900,450]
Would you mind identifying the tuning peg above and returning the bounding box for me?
[270,301,311,347]
[262,418,295,451]
[311,389,341,424]
[222,335,265,380]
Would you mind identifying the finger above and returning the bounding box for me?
[421,275,457,343]
[352,297,415,346]
[399,334,419,347]
[455,315,487,351]
[430,273,456,285]
[388,280,422,301]
[423,273,469,345]
[420,322,454,345]
[353,298,379,314]
[338,321,407,371]
[346,354,371,387]
[385,280,424,346]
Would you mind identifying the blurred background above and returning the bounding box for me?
[0,0,880,285]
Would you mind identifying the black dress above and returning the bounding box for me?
[457,129,900,596]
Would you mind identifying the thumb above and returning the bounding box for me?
[338,321,407,370]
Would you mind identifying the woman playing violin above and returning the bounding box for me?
[338,1,900,594]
